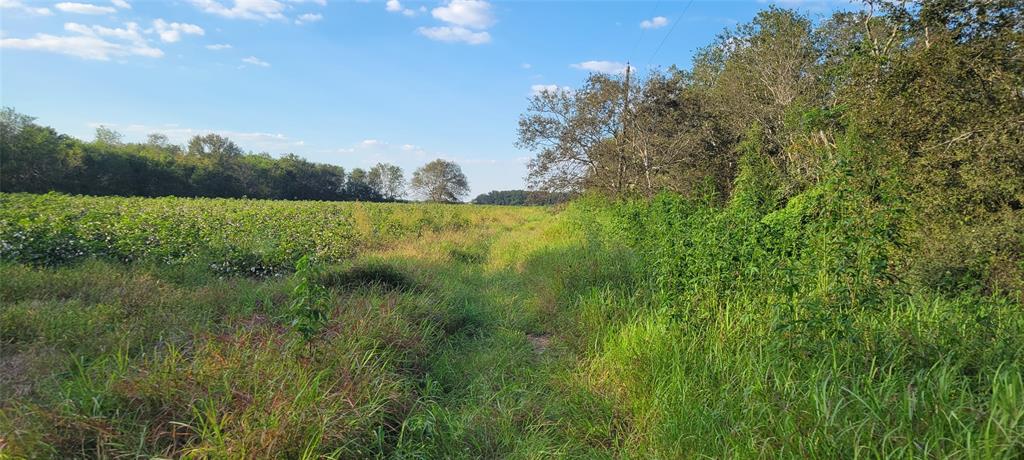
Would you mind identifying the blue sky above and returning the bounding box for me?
[1,0,852,198]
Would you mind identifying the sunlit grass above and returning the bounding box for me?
[2,195,1021,458]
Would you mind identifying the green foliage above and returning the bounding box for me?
[0,193,509,275]
[0,110,407,202]
[410,159,471,202]
[0,202,545,458]
[561,125,1022,456]
[471,189,572,206]
[516,1,1022,294]
[287,256,329,340]
[367,162,407,201]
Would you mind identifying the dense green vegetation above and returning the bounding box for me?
[0,193,495,275]
[3,192,1021,457]
[1,1,1021,458]
[518,1,1022,296]
[471,189,573,206]
[1,112,474,203]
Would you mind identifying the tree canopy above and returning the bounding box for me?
[0,113,414,203]
[471,190,572,206]
[516,0,1023,294]
[410,159,470,203]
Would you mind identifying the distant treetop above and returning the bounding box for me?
[471,190,572,206]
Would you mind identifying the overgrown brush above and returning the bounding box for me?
[561,128,1024,457]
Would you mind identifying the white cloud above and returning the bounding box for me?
[55,2,116,14]
[151,19,204,43]
[530,84,571,96]
[340,138,430,164]
[111,0,130,9]
[2,22,163,60]
[415,0,493,45]
[65,21,146,42]
[294,12,322,24]
[640,16,668,29]
[417,26,490,45]
[431,0,493,29]
[206,43,232,50]
[189,0,287,21]
[1,0,54,15]
[521,63,531,69]
[571,60,632,75]
[385,0,419,17]
[89,122,305,152]
[242,56,270,67]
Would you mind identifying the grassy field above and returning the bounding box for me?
[2,193,1022,458]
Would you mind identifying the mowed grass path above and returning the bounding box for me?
[2,203,636,458]
[361,207,634,458]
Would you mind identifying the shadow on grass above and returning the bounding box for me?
[317,261,422,293]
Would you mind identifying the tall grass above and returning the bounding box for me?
[553,131,1024,457]
[2,184,1020,457]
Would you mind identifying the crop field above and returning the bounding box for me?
[2,192,1022,459]
[1,193,588,458]
[1,193,519,275]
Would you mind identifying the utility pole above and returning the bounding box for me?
[618,61,631,193]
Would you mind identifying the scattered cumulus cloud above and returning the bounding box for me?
[530,84,571,96]
[206,43,232,50]
[416,26,490,45]
[571,60,632,75]
[337,138,432,167]
[1,0,54,15]
[431,0,494,29]
[1,21,163,60]
[151,19,204,43]
[55,2,116,14]
[640,16,668,29]
[295,12,322,24]
[89,122,305,152]
[385,0,420,17]
[241,56,270,67]
[417,0,494,44]
[111,0,130,9]
[189,0,287,21]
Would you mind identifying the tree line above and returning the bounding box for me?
[471,190,572,206]
[0,113,472,203]
[517,1,1022,294]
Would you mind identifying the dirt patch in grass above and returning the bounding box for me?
[0,346,62,399]
[527,333,551,354]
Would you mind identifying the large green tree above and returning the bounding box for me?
[367,162,406,201]
[410,159,470,202]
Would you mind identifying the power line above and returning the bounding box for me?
[627,0,663,63]
[646,0,696,69]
